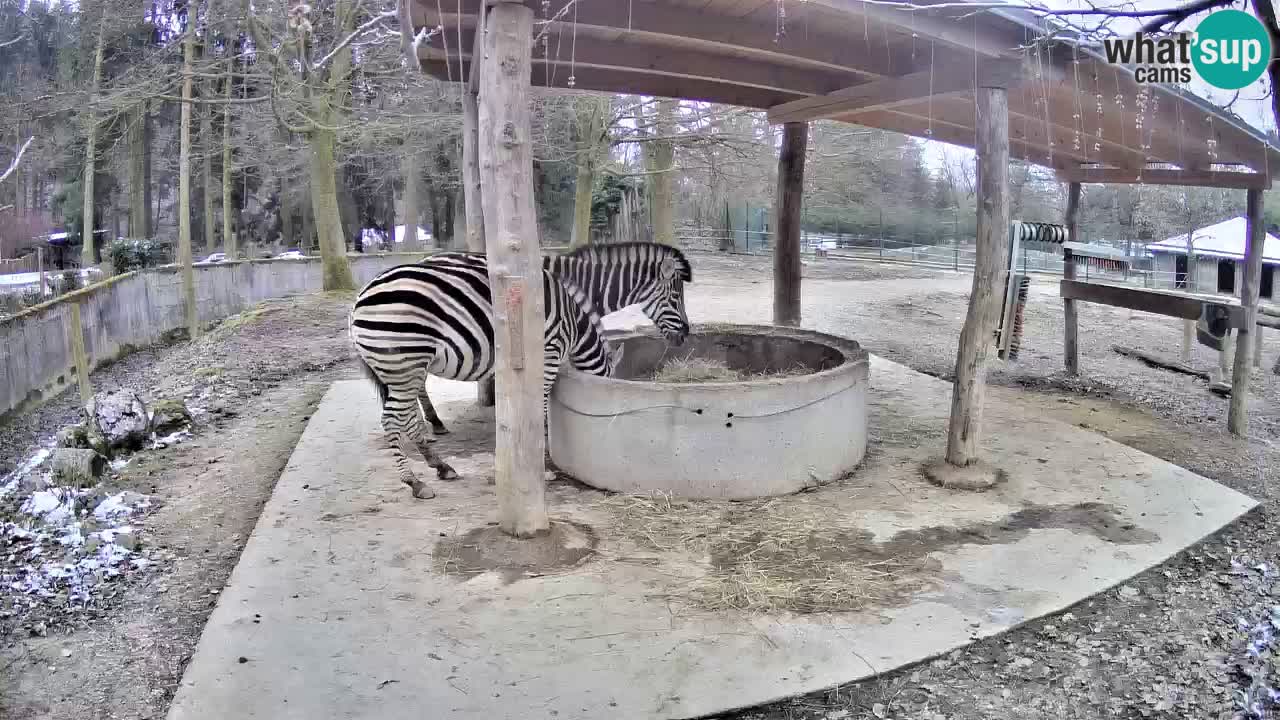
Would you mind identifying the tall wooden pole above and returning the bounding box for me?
[1062,181,1081,375]
[773,122,807,327]
[478,1,548,537]
[1228,189,1265,435]
[178,29,200,339]
[465,2,495,408]
[944,84,1010,468]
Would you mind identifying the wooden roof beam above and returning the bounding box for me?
[1055,167,1272,190]
[806,0,1017,58]
[419,57,807,108]
[417,1,920,80]
[768,59,1023,124]
[845,108,1086,169]
[424,29,857,98]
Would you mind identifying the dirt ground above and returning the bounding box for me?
[0,293,356,719]
[1,252,1278,719]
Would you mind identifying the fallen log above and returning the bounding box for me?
[1112,345,1210,380]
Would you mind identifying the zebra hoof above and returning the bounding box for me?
[431,425,451,436]
[437,465,460,481]
[410,481,436,499]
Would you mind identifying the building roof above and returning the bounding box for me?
[410,0,1280,184]
[1147,217,1280,263]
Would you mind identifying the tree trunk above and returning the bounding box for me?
[461,17,493,407]
[128,107,148,238]
[479,1,547,537]
[944,85,1010,468]
[401,149,420,250]
[144,103,154,237]
[178,30,200,338]
[1229,189,1265,435]
[773,122,806,328]
[1062,182,1081,375]
[13,129,23,215]
[81,11,107,267]
[442,190,455,247]
[305,0,356,290]
[222,53,236,257]
[570,98,606,248]
[644,98,677,246]
[308,126,355,290]
[202,93,216,251]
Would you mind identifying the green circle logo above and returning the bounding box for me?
[1192,9,1272,90]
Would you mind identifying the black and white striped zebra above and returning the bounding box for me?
[416,241,693,436]
[349,255,622,500]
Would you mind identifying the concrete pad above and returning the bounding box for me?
[167,361,1256,720]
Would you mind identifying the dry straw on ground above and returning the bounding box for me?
[599,492,933,614]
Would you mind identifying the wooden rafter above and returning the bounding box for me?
[1055,167,1271,190]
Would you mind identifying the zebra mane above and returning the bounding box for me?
[549,269,618,364]
[561,242,693,282]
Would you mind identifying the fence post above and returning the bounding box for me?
[66,302,94,408]
[38,247,46,297]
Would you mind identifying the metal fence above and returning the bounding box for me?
[677,228,1187,291]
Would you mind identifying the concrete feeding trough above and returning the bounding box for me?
[549,323,869,499]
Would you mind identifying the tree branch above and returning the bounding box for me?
[1,136,33,184]
[313,9,397,69]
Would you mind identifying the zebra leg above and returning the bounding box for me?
[380,378,437,499]
[384,379,459,499]
[417,385,449,439]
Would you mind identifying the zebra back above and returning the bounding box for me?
[378,252,618,377]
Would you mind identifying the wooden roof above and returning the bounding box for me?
[410,0,1280,187]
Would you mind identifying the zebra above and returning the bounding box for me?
[349,256,623,500]
[415,241,694,437]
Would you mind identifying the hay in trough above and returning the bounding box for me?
[599,493,933,614]
[649,357,812,384]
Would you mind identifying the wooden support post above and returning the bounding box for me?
[66,302,93,408]
[464,3,495,408]
[1062,182,1081,376]
[944,85,1010,468]
[1182,320,1194,363]
[1254,326,1264,369]
[478,1,548,537]
[37,246,46,297]
[773,122,807,327]
[1228,188,1265,435]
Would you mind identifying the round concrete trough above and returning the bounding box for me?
[548,324,870,499]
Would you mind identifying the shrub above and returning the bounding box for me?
[108,238,167,272]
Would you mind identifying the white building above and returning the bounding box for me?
[1146,217,1279,300]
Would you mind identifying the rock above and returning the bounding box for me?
[113,531,140,551]
[17,472,47,494]
[50,448,108,487]
[149,398,193,435]
[55,424,90,449]
[87,390,149,454]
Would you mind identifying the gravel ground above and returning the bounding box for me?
[1,252,1278,719]
[680,252,1280,720]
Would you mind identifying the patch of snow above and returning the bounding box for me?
[149,428,191,449]
[21,489,80,525]
[2,487,155,614]
[0,446,53,497]
[92,492,150,521]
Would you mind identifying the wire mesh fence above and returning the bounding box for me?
[676,228,1185,291]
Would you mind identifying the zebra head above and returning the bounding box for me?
[638,254,692,347]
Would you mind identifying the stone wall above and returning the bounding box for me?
[0,254,424,420]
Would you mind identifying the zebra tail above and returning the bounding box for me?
[354,351,390,407]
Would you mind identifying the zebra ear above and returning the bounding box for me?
[658,257,679,281]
